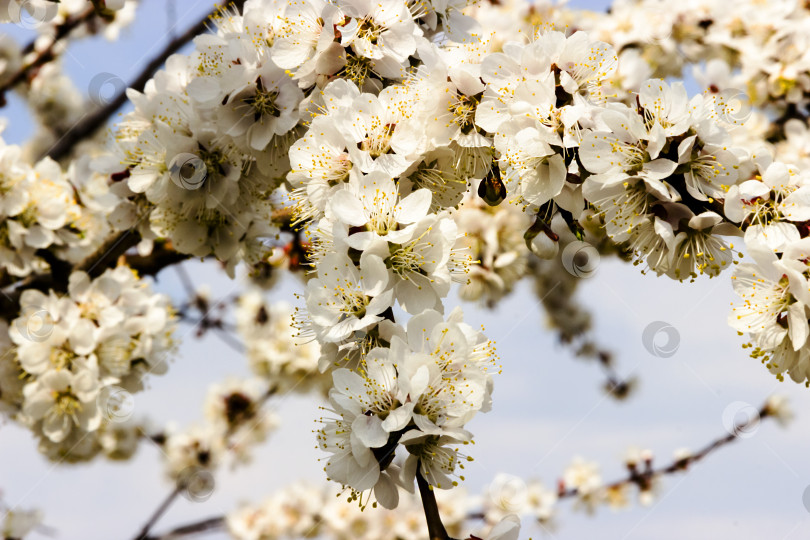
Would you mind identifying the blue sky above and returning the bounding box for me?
[2,1,810,539]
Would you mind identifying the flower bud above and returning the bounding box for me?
[478,163,506,206]
[530,231,559,259]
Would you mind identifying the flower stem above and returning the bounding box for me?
[416,464,452,540]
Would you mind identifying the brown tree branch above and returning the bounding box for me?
[0,231,192,320]
[529,253,637,400]
[76,229,141,278]
[126,241,191,278]
[44,0,248,162]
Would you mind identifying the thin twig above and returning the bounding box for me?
[142,517,225,540]
[174,264,197,300]
[133,486,183,540]
[212,327,246,354]
[559,403,774,498]
[0,230,196,320]
[141,388,278,540]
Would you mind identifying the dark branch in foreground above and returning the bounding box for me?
[126,241,192,278]
[77,230,141,278]
[0,231,192,319]
[45,0,247,162]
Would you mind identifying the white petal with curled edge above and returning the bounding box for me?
[187,77,221,103]
[762,162,790,188]
[408,365,430,398]
[412,413,442,435]
[325,450,354,485]
[781,186,810,221]
[353,414,389,448]
[578,132,614,174]
[647,122,667,159]
[488,514,521,540]
[740,230,782,282]
[271,37,311,70]
[644,158,677,180]
[22,388,52,419]
[69,319,97,356]
[406,309,443,351]
[677,135,697,163]
[398,429,431,445]
[127,171,159,193]
[366,288,395,317]
[397,279,438,315]
[521,154,566,206]
[687,211,723,230]
[348,457,379,491]
[475,91,507,132]
[374,472,400,509]
[381,403,414,433]
[42,410,71,443]
[350,429,373,467]
[360,254,389,296]
[746,222,799,255]
[248,121,275,151]
[400,455,418,491]
[396,189,432,224]
[331,392,363,417]
[332,368,367,400]
[77,400,101,432]
[24,226,50,248]
[788,302,809,351]
[738,180,770,202]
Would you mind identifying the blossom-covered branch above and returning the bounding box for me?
[2,0,810,538]
[136,394,790,539]
[556,396,792,512]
